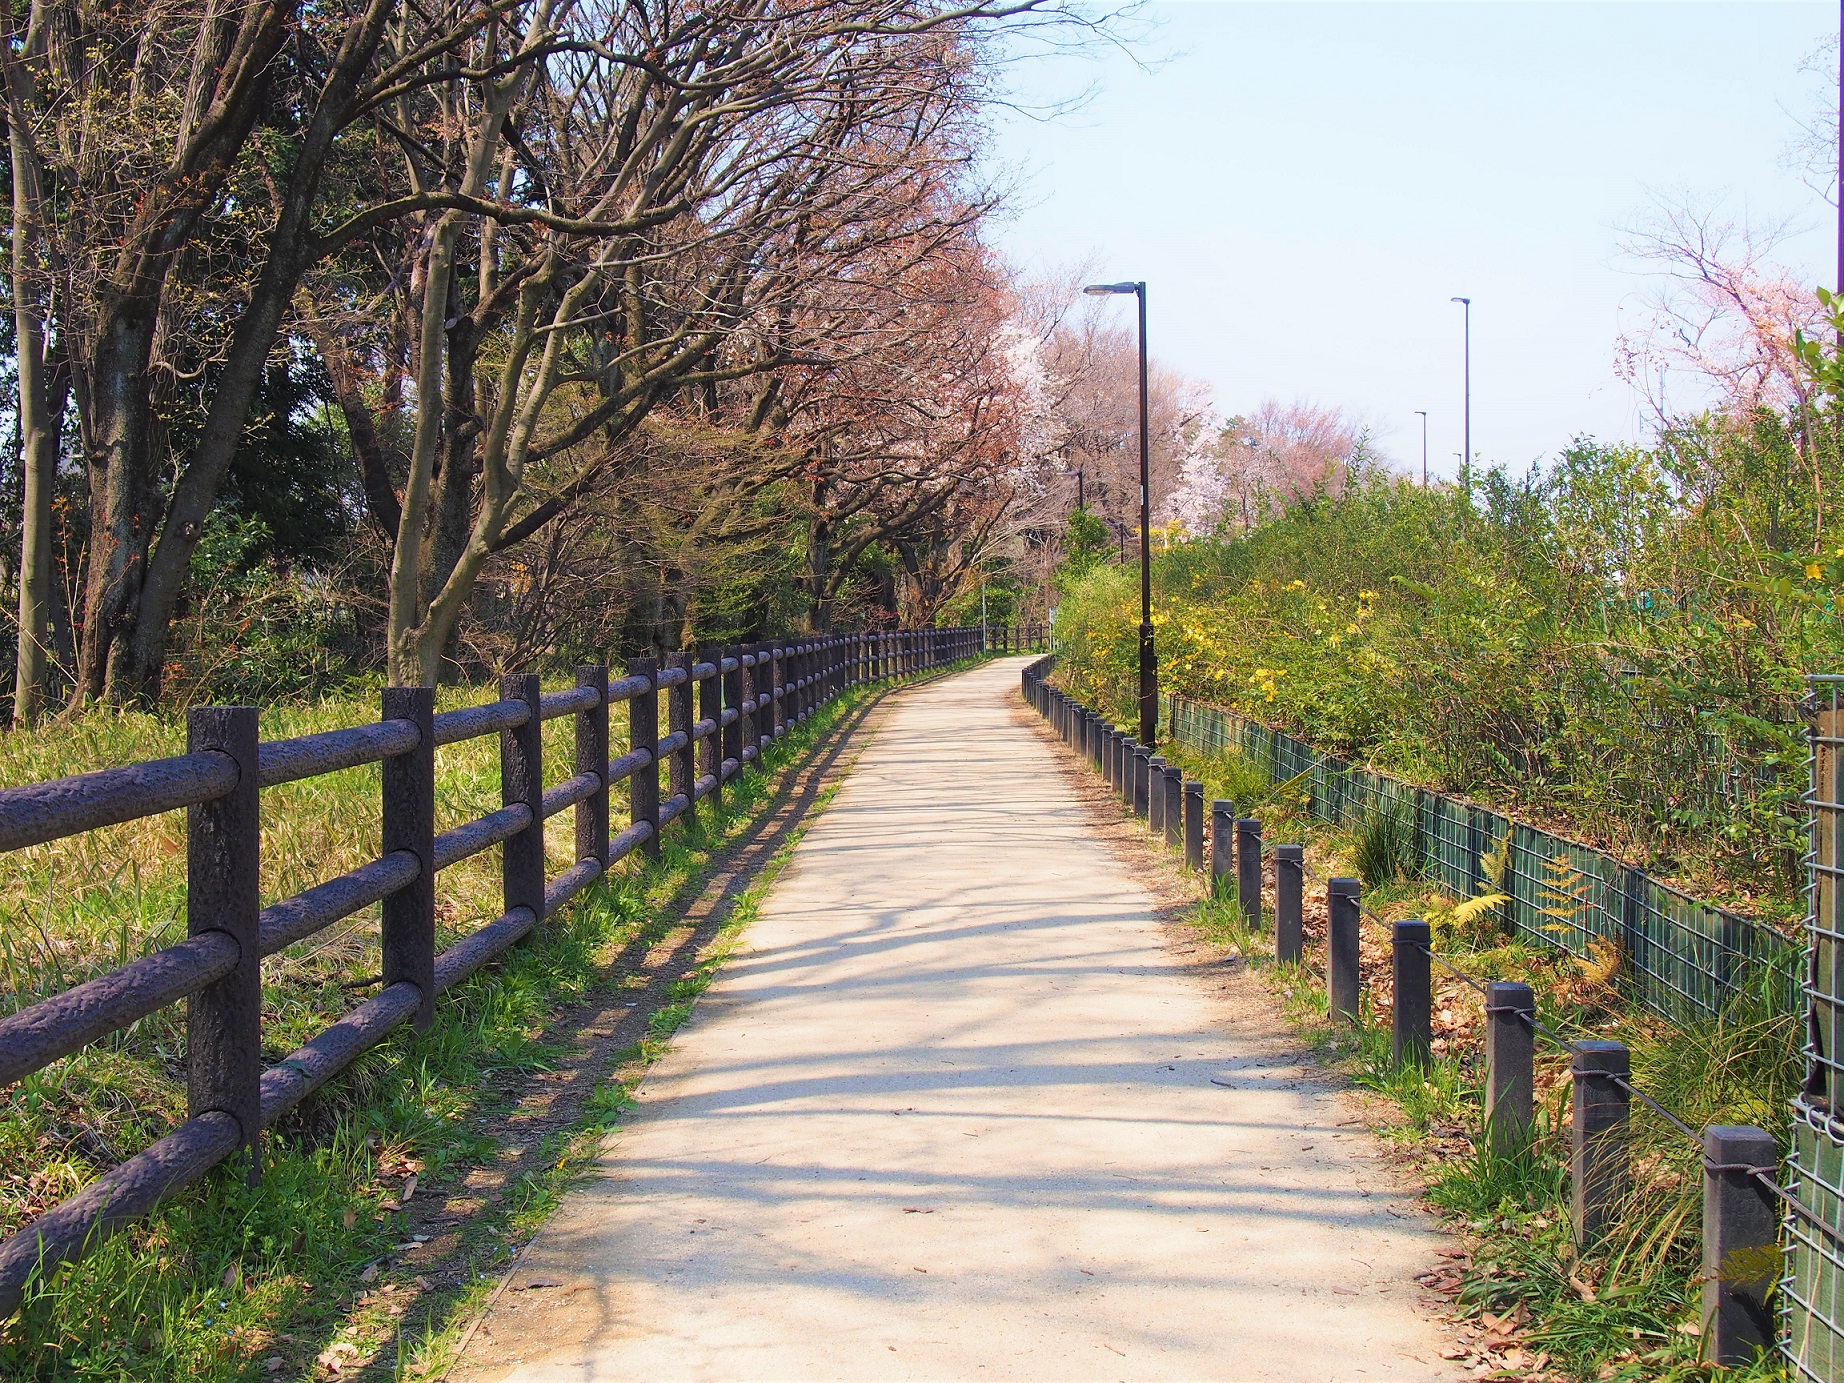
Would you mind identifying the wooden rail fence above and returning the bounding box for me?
[0,624,1041,1315]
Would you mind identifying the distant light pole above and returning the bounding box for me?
[1085,278,1155,743]
[1450,297,1471,470]
[1414,410,1428,486]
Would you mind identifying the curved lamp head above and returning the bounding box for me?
[1085,282,1143,296]
[1451,296,1470,306]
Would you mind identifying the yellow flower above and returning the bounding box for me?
[1346,622,1360,634]
[1808,563,1824,581]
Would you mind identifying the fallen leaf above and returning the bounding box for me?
[1568,1274,1597,1304]
[221,1262,241,1290]
[401,1174,418,1203]
[342,1208,357,1232]
[523,1278,563,1289]
[357,1263,378,1284]
[1332,1285,1358,1296]
[901,1208,933,1214]
[265,1360,284,1374]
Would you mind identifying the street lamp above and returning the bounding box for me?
[1450,296,1471,471]
[1413,410,1428,486]
[1085,279,1155,744]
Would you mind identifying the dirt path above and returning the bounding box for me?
[450,657,1464,1382]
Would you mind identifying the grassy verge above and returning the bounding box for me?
[1141,737,1800,1382]
[0,664,953,1380]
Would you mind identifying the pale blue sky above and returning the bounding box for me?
[988,2,1838,478]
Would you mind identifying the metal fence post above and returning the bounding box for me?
[1328,877,1361,1023]
[1211,800,1235,897]
[501,673,546,915]
[1237,818,1263,928]
[1163,767,1183,849]
[1484,981,1534,1151]
[1571,1040,1630,1245]
[1275,844,1303,963]
[1184,782,1204,870]
[666,651,696,832]
[628,657,660,857]
[1148,757,1167,834]
[1702,1124,1779,1365]
[187,705,262,1182]
[1392,919,1432,1068]
[384,686,436,1030]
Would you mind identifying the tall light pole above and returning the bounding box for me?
[1414,410,1428,486]
[1085,279,1155,743]
[1450,297,1471,471]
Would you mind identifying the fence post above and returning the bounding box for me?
[1392,919,1432,1068]
[667,651,696,832]
[1211,800,1235,896]
[772,644,787,739]
[1184,782,1204,870]
[501,673,545,916]
[187,705,262,1182]
[628,657,660,858]
[1163,766,1182,849]
[1275,845,1304,963]
[1571,1040,1630,1245]
[1328,877,1361,1023]
[1701,1124,1779,1365]
[383,686,436,1030]
[1133,747,1151,818]
[1484,981,1535,1151]
[576,667,610,867]
[1148,756,1167,834]
[723,648,745,779]
[697,651,721,807]
[1237,817,1263,928]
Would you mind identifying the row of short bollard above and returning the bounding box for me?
[1026,669,1784,1369]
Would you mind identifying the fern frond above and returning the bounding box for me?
[1480,832,1511,890]
[1450,891,1510,927]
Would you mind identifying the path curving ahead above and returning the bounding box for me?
[454,658,1463,1382]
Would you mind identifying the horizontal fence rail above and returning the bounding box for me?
[0,624,1045,1317]
[1158,691,1798,1025]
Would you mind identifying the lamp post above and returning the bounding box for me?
[1085,279,1155,743]
[1450,296,1471,471]
[1414,410,1428,486]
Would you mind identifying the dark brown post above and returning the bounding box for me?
[1237,818,1263,928]
[1162,767,1183,849]
[772,644,788,738]
[501,673,545,918]
[1147,756,1167,834]
[1571,1040,1630,1245]
[1328,877,1361,1022]
[697,650,721,808]
[1211,800,1235,896]
[722,647,744,779]
[666,651,696,832]
[1485,981,1535,1150]
[187,705,262,1182]
[577,666,610,867]
[383,686,436,1029]
[1184,781,1204,870]
[1392,919,1432,1068]
[1275,844,1304,963]
[628,657,660,857]
[1702,1125,1779,1365]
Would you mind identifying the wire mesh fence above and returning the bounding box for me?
[1162,693,1799,1025]
[1790,676,1844,1379]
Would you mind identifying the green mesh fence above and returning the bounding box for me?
[1162,693,1799,1024]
